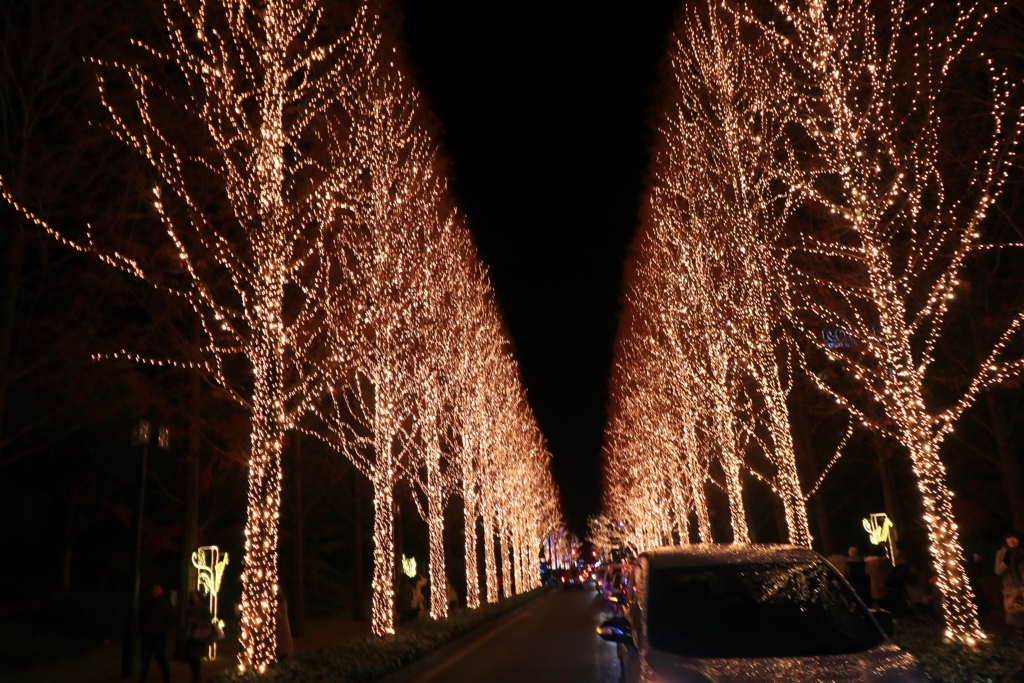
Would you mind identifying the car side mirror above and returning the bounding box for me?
[597,617,633,644]
[871,608,895,637]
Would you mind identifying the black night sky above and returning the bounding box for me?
[401,1,678,532]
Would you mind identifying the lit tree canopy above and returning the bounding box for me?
[603,0,1022,645]
[2,0,562,671]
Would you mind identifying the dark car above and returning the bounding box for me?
[598,545,929,683]
[558,566,587,591]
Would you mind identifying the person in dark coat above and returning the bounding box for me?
[276,592,293,658]
[882,554,912,616]
[446,577,459,611]
[846,546,873,605]
[139,583,175,683]
[397,575,415,623]
[185,590,212,682]
[995,530,1024,632]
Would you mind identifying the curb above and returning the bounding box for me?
[377,589,554,683]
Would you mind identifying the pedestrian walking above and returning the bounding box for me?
[882,553,912,616]
[846,547,872,605]
[865,554,893,604]
[411,575,427,619]
[904,565,934,616]
[139,583,175,683]
[184,590,212,682]
[825,552,848,576]
[446,577,459,611]
[996,530,1024,633]
[277,592,294,658]
[398,575,415,623]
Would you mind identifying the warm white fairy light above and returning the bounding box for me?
[1,0,394,673]
[603,2,815,550]
[1,0,562,669]
[604,0,1021,642]
[773,0,1023,642]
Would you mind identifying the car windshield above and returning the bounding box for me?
[647,561,883,658]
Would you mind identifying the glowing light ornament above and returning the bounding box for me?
[193,547,228,660]
[863,513,896,561]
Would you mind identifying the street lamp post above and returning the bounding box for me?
[121,419,170,677]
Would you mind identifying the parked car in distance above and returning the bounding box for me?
[557,566,588,591]
[597,544,929,683]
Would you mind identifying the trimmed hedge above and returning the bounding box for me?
[893,619,1024,682]
[222,588,547,683]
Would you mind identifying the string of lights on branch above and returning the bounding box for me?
[602,0,1023,646]
[1,0,561,673]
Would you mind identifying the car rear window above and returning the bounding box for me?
[647,561,883,658]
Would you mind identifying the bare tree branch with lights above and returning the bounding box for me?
[770,0,1024,642]
[305,44,560,633]
[603,1,818,550]
[1,0,393,672]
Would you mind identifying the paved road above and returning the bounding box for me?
[405,587,621,683]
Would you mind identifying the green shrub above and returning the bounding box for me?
[222,588,546,683]
[893,619,1024,683]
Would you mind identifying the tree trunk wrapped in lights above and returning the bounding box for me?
[418,393,451,620]
[500,524,513,599]
[461,472,480,608]
[775,0,1023,642]
[710,355,750,544]
[602,0,834,552]
[1,0,388,672]
[482,508,498,603]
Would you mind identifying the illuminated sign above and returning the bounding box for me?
[193,546,228,660]
[862,513,896,562]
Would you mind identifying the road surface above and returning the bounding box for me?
[404,587,621,683]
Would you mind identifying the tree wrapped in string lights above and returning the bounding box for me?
[445,269,546,607]
[406,208,481,622]
[1,0,389,672]
[604,1,814,549]
[309,62,437,635]
[467,349,557,599]
[772,0,1024,642]
[3,0,562,667]
[302,27,560,634]
[449,268,503,610]
[604,0,1023,645]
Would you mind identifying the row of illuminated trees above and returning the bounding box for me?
[1,0,560,674]
[602,0,1022,644]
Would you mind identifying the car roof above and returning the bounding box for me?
[640,544,823,569]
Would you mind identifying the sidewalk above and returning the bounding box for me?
[0,616,372,683]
